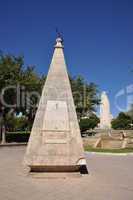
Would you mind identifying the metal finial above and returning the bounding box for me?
[55,28,64,43]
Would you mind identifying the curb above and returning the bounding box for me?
[0,143,27,147]
[85,152,133,156]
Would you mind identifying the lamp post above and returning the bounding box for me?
[1,125,6,144]
[0,107,6,144]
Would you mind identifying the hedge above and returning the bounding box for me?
[5,132,30,143]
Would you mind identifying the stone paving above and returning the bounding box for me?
[0,146,133,200]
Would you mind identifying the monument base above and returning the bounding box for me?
[29,165,88,174]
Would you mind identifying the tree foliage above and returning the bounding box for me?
[79,114,100,132]
[111,112,132,130]
[0,53,45,132]
[70,75,100,119]
[127,104,133,120]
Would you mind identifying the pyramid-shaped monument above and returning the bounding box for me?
[24,37,88,174]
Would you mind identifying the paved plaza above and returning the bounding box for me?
[0,146,133,200]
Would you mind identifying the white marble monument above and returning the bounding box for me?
[24,37,88,175]
[100,91,112,129]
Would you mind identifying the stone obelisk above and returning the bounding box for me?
[100,91,111,129]
[24,37,88,175]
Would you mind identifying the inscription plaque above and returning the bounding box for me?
[43,100,69,131]
[43,100,69,143]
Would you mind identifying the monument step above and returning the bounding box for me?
[29,172,82,179]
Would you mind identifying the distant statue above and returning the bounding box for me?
[100,91,112,129]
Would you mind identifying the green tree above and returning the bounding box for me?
[127,104,133,120]
[79,114,100,132]
[0,53,44,138]
[111,112,132,130]
[70,75,100,119]
[0,54,24,141]
[5,115,29,132]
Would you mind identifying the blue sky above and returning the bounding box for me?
[0,0,133,116]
